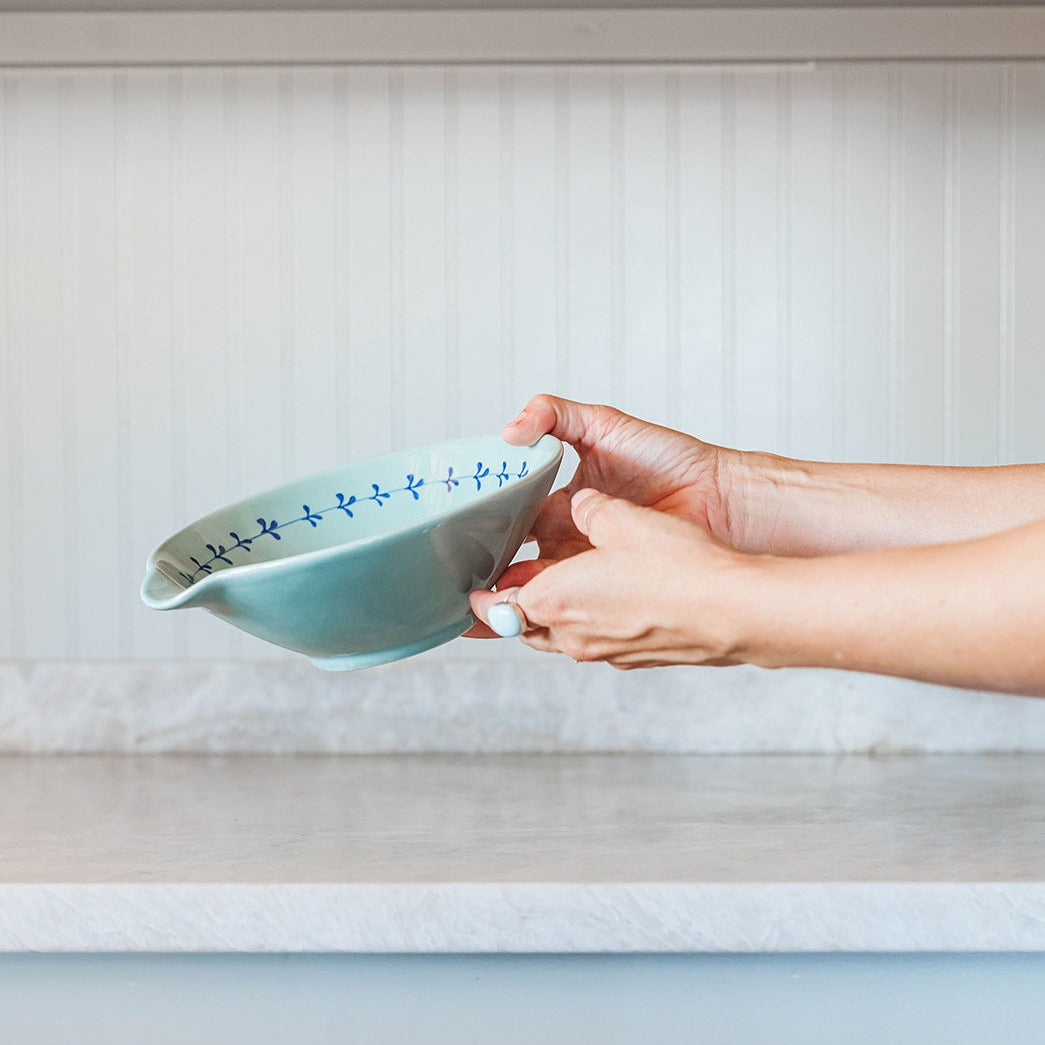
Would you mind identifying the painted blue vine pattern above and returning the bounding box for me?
[179,458,529,585]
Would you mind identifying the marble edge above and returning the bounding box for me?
[2,883,1045,954]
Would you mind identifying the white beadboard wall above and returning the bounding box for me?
[2,62,1045,664]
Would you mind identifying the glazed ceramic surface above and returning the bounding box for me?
[141,435,562,669]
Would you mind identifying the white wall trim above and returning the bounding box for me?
[1,7,1045,66]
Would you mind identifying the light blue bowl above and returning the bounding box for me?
[141,434,563,669]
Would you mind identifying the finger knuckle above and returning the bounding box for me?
[561,636,599,663]
[591,403,625,434]
[528,392,557,415]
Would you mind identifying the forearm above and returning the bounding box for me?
[736,519,1045,696]
[721,450,1045,556]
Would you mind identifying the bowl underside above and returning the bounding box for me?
[309,616,474,670]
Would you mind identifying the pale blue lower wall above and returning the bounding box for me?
[2,952,1044,1045]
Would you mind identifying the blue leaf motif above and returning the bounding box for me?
[204,543,233,566]
[181,454,539,585]
[257,517,282,541]
[190,556,212,575]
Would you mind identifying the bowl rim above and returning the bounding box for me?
[141,432,563,605]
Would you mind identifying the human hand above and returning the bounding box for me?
[469,488,755,669]
[509,394,732,545]
[502,392,733,551]
[464,394,738,641]
[475,486,1045,694]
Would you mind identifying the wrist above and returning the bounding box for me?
[730,553,811,670]
[697,543,787,667]
[713,448,795,554]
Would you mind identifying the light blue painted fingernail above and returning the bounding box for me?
[487,602,523,638]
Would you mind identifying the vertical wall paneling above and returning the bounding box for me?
[0,78,6,656]
[830,67,848,461]
[564,68,613,409]
[1013,65,1045,464]
[787,66,835,460]
[124,72,177,658]
[290,68,339,477]
[498,70,516,421]
[19,74,66,657]
[390,67,406,452]
[0,74,18,657]
[719,71,738,448]
[843,66,890,463]
[344,69,393,463]
[664,70,682,431]
[511,68,558,409]
[114,72,134,658]
[332,68,351,464]
[59,73,79,657]
[443,69,461,440]
[622,69,669,427]
[69,72,121,658]
[609,68,625,408]
[956,65,1002,466]
[943,66,960,465]
[775,70,792,456]
[733,70,780,453]
[239,71,286,499]
[900,67,948,464]
[222,71,244,505]
[676,69,723,444]
[278,70,297,480]
[2,61,1045,661]
[455,69,504,436]
[401,68,448,448]
[998,66,1017,463]
[554,68,571,401]
[887,67,905,463]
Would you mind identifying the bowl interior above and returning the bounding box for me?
[156,435,560,588]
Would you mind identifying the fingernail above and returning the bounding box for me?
[506,409,527,428]
[572,488,599,510]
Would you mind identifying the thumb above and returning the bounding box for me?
[501,394,604,449]
[570,488,648,548]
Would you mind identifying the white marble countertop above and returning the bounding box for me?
[2,753,1045,953]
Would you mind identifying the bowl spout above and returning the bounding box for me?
[140,560,204,610]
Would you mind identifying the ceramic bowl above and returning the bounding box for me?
[140,434,563,669]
